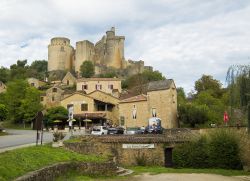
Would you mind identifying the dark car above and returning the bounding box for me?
[145,125,163,134]
[108,127,124,134]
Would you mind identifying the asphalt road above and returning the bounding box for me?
[0,129,80,150]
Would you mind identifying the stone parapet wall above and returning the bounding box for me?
[15,161,116,181]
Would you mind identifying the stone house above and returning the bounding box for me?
[119,80,178,129]
[27,77,46,88]
[60,91,120,125]
[0,81,7,93]
[76,78,121,96]
[41,86,74,108]
[62,72,76,86]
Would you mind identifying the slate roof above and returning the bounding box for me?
[120,94,147,103]
[120,79,175,100]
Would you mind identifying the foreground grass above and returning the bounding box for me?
[130,166,250,176]
[0,145,106,181]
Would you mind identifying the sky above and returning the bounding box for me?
[0,0,250,93]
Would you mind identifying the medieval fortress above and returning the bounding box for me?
[48,27,152,76]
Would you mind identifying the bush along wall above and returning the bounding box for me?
[173,130,243,169]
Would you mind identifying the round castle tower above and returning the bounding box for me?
[105,27,124,69]
[48,37,74,72]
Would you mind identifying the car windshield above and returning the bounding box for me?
[93,126,101,131]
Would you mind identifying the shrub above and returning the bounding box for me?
[173,136,208,168]
[173,129,242,169]
[207,129,242,169]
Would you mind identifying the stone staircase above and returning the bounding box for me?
[116,166,134,176]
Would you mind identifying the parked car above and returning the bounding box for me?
[125,127,141,135]
[144,126,163,134]
[108,127,124,134]
[91,126,108,135]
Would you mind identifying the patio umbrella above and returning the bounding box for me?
[53,120,62,123]
[83,119,92,128]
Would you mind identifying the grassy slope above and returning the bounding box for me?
[0,145,106,181]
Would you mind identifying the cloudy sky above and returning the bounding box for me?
[0,0,250,93]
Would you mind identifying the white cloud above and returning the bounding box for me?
[0,0,250,93]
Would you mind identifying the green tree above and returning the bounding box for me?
[0,104,8,121]
[123,70,166,89]
[179,103,210,128]
[28,60,48,79]
[4,79,29,123]
[0,66,10,83]
[20,87,43,124]
[195,75,222,98]
[45,106,68,124]
[177,87,186,105]
[9,60,29,80]
[80,61,94,78]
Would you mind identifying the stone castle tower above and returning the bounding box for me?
[48,27,149,76]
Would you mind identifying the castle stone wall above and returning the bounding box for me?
[75,40,95,73]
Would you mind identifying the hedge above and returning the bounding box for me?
[173,129,242,169]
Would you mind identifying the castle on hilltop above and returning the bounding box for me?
[48,27,152,76]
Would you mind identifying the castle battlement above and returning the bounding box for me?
[48,27,146,76]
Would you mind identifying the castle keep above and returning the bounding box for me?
[48,27,150,76]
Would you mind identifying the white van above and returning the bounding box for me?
[91,126,108,135]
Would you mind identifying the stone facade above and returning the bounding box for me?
[61,72,76,86]
[48,27,151,76]
[15,161,117,181]
[119,80,178,129]
[76,78,121,95]
[0,81,7,93]
[27,78,46,88]
[60,91,119,125]
[64,133,191,166]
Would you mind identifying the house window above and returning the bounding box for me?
[152,108,157,117]
[52,88,57,92]
[67,80,69,85]
[132,105,137,119]
[82,85,88,90]
[52,96,55,101]
[81,104,88,111]
[40,97,44,101]
[96,84,102,90]
[108,84,113,89]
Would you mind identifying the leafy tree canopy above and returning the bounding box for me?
[195,75,222,98]
[45,106,68,123]
[122,70,166,89]
[0,66,10,83]
[80,61,94,78]
[0,104,8,121]
[178,103,210,128]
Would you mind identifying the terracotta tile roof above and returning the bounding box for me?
[120,94,147,103]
